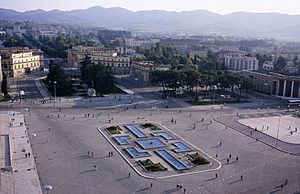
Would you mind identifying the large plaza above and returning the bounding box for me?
[0,76,300,194]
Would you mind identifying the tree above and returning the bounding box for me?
[1,72,8,96]
[240,76,253,96]
[80,57,116,94]
[274,56,287,73]
[46,61,74,96]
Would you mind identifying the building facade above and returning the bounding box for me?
[67,46,131,75]
[225,56,259,71]
[0,48,43,78]
[241,70,300,98]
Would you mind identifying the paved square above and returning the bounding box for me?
[239,115,300,144]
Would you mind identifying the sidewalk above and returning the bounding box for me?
[34,79,51,101]
[0,111,42,194]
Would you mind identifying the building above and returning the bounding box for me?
[225,56,259,71]
[262,61,274,71]
[67,46,131,75]
[241,70,300,98]
[0,48,43,78]
[130,61,170,85]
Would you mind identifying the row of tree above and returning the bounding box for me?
[151,69,252,96]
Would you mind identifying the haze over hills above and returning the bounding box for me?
[1,6,300,41]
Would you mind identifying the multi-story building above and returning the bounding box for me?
[130,61,170,86]
[67,46,131,75]
[224,56,259,71]
[241,70,300,98]
[0,48,43,78]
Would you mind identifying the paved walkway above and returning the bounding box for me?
[34,79,51,101]
[0,111,42,194]
[214,112,300,155]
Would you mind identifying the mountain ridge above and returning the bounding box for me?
[1,6,300,41]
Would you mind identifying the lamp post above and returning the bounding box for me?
[54,81,57,107]
[134,77,138,88]
[276,115,281,147]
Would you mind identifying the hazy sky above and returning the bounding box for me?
[1,0,300,15]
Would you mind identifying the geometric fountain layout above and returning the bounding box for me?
[98,122,221,179]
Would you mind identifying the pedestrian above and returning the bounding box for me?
[284,179,288,185]
[25,153,28,158]
[219,142,222,146]
[91,152,94,157]
[128,172,131,178]
[111,151,113,156]
[28,153,31,157]
[184,188,186,193]
[227,158,229,163]
[229,154,231,158]
[150,183,153,188]
[94,165,97,170]
[88,151,90,156]
[226,126,228,130]
[109,151,110,156]
[236,157,239,162]
[215,173,218,178]
[241,175,243,180]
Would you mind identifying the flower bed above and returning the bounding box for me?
[187,153,210,165]
[106,126,122,134]
[141,123,161,131]
[139,159,167,172]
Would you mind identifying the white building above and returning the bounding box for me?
[262,61,274,71]
[67,46,131,75]
[225,56,259,71]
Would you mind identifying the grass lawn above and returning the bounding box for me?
[141,123,161,131]
[187,153,210,165]
[139,159,167,172]
[106,126,122,134]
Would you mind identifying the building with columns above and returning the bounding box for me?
[225,56,259,71]
[241,70,300,98]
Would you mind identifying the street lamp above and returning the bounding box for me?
[54,81,57,107]
[134,77,138,88]
[275,115,281,147]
